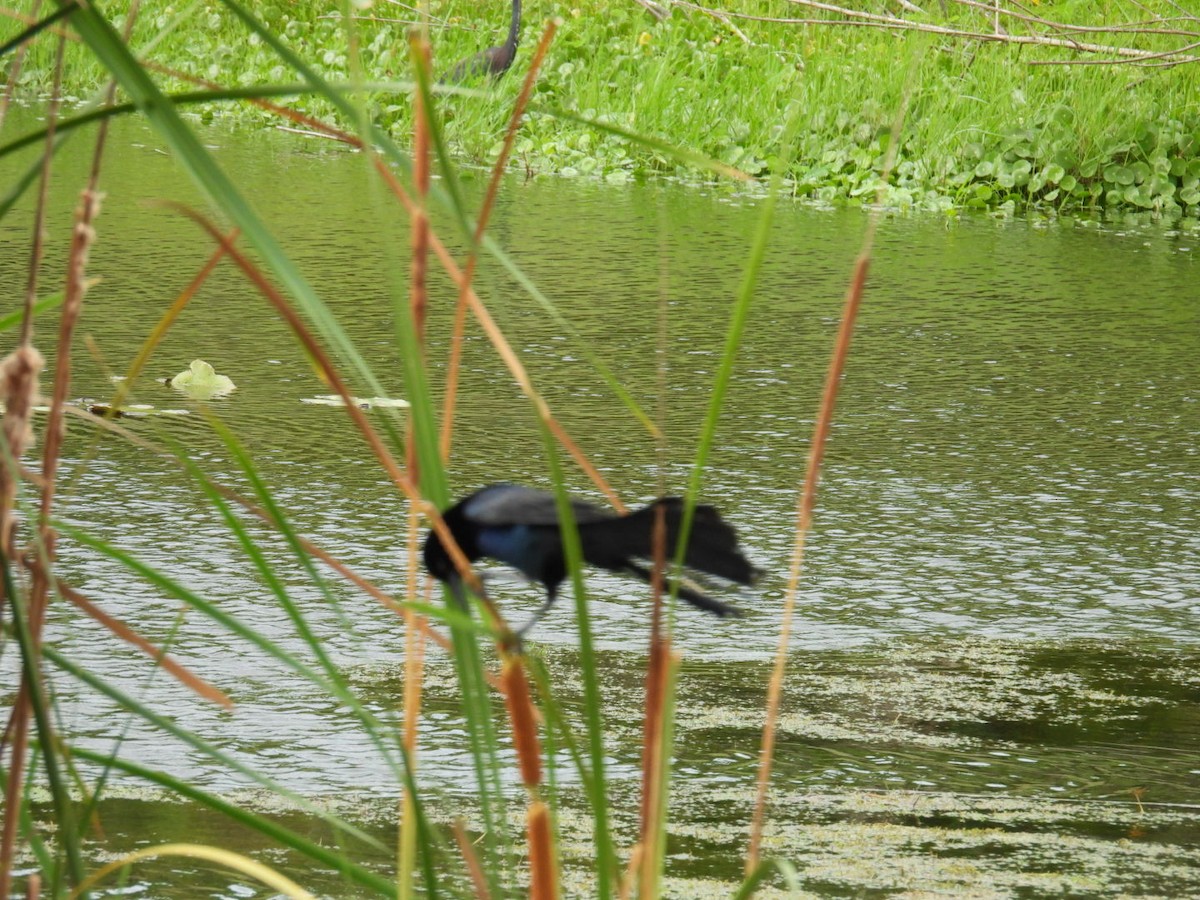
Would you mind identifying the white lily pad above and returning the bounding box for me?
[300,394,410,409]
[168,359,236,399]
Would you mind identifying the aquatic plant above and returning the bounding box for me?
[4,1,1198,214]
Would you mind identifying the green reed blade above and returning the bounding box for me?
[0,554,86,888]
[0,3,76,58]
[542,429,617,899]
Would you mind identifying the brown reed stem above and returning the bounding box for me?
[400,35,433,899]
[439,19,558,462]
[639,504,669,833]
[0,32,65,897]
[409,33,432,356]
[54,579,232,708]
[0,347,45,900]
[616,844,643,900]
[744,90,908,876]
[452,819,492,900]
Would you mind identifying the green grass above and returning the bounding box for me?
[7,1,1200,213]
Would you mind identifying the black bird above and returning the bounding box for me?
[443,0,522,83]
[422,483,760,636]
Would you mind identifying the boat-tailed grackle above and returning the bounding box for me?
[422,483,761,636]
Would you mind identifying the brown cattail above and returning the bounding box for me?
[501,658,542,789]
[0,345,44,552]
[526,800,557,900]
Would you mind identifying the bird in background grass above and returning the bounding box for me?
[422,483,762,638]
[442,0,522,83]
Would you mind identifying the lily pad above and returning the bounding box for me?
[168,359,236,399]
[300,394,410,410]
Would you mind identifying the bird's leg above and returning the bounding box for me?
[449,573,527,651]
[512,585,559,641]
[446,575,470,611]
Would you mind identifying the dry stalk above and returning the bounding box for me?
[400,37,432,899]
[409,33,432,355]
[0,32,65,898]
[0,349,44,554]
[675,0,1200,64]
[744,83,909,876]
[616,844,643,900]
[439,19,559,462]
[398,501,428,900]
[54,579,232,708]
[637,503,669,844]
[637,641,677,898]
[452,818,492,900]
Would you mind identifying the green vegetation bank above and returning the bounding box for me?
[13,0,1200,215]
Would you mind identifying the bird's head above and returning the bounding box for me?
[421,499,479,583]
[422,530,456,583]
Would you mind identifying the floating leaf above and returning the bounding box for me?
[300,394,410,410]
[169,359,236,399]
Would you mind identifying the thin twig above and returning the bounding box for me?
[452,819,492,900]
[54,579,232,708]
[675,0,1200,64]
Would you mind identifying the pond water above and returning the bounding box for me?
[2,114,1200,896]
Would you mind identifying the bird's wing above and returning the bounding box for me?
[462,483,610,526]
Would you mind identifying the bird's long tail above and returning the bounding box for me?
[579,498,759,616]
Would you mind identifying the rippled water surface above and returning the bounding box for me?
[2,117,1199,896]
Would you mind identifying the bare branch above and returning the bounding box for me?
[672,0,1200,66]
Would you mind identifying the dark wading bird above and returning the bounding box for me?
[422,483,761,637]
[443,0,522,82]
